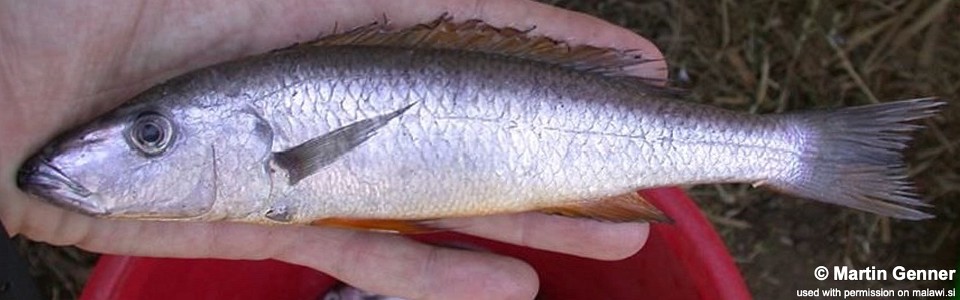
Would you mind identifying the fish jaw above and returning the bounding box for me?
[18,156,108,215]
[16,149,223,220]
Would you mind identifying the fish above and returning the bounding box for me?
[17,18,945,232]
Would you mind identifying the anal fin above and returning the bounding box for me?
[539,192,671,223]
[312,218,445,234]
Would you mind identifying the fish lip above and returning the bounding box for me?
[17,157,107,216]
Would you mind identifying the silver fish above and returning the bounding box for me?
[17,20,944,229]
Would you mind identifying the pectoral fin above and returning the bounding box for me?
[539,192,671,223]
[273,103,415,185]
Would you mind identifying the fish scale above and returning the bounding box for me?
[223,46,786,220]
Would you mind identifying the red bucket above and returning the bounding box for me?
[79,188,750,300]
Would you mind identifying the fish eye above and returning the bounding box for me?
[129,112,174,156]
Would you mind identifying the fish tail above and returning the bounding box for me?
[768,97,945,220]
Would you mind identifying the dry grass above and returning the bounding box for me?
[13,238,95,299]
[17,0,960,299]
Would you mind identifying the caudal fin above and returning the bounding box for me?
[769,98,945,220]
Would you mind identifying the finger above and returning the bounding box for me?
[444,213,650,260]
[66,218,537,300]
[275,228,537,300]
[17,204,542,299]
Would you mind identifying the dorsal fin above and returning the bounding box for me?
[308,15,660,78]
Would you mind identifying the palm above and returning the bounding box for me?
[0,0,665,299]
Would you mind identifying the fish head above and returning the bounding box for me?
[16,87,265,219]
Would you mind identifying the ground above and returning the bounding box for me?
[14,0,960,299]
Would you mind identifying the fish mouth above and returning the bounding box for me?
[17,157,107,216]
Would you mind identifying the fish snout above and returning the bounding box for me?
[17,156,107,216]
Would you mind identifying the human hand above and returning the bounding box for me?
[0,0,666,299]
